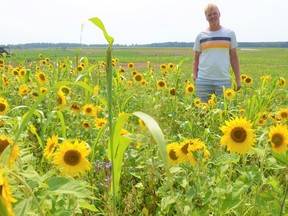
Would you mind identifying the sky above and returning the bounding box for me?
[1,0,287,45]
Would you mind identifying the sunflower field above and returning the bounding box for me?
[0,20,288,215]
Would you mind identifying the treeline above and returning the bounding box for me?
[1,41,288,49]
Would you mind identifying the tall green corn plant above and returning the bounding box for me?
[88,17,175,215]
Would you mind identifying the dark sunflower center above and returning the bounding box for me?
[135,75,142,81]
[170,88,176,96]
[40,74,46,81]
[0,103,6,112]
[169,149,178,161]
[231,127,247,143]
[0,139,9,154]
[48,144,55,153]
[64,150,81,166]
[72,104,80,110]
[188,87,194,92]
[272,133,283,148]
[181,143,189,154]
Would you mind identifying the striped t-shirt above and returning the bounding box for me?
[193,27,238,80]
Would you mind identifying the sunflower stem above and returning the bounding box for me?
[106,45,117,215]
[252,146,266,215]
[10,171,45,216]
[279,176,288,216]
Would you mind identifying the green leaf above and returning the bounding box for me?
[133,111,169,174]
[212,153,240,165]
[0,199,9,216]
[78,201,99,212]
[47,177,92,198]
[161,196,176,210]
[13,198,32,216]
[108,112,131,196]
[89,17,114,46]
[272,151,288,165]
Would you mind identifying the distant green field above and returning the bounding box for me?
[11,46,288,72]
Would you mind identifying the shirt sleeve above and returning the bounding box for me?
[230,30,238,49]
[193,34,202,52]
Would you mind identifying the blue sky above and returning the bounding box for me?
[1,0,287,45]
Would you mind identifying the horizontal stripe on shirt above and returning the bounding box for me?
[200,37,231,43]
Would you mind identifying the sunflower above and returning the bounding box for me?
[160,64,167,70]
[162,70,168,76]
[268,124,288,155]
[257,118,267,126]
[0,134,20,166]
[95,118,108,129]
[11,69,19,76]
[193,98,201,106]
[0,98,8,115]
[77,64,84,72]
[93,85,100,96]
[19,68,26,78]
[169,88,176,96]
[40,87,48,94]
[185,83,195,94]
[224,88,236,100]
[244,76,253,85]
[278,77,287,88]
[167,63,175,69]
[147,61,151,68]
[179,141,196,165]
[82,121,91,129]
[83,104,96,117]
[38,53,43,58]
[59,85,71,96]
[39,60,46,65]
[220,117,256,154]
[277,108,288,122]
[141,79,147,87]
[43,135,58,160]
[0,170,17,216]
[118,66,125,73]
[157,79,167,89]
[166,142,181,165]
[45,57,50,62]
[57,91,67,109]
[260,75,272,85]
[241,74,248,81]
[180,139,210,165]
[126,80,133,87]
[53,139,91,176]
[121,129,130,136]
[0,59,4,66]
[128,62,134,69]
[2,74,9,87]
[239,109,246,115]
[138,119,146,130]
[30,91,39,99]
[131,70,138,76]
[133,73,143,83]
[18,84,30,97]
[35,71,48,84]
[69,102,81,113]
